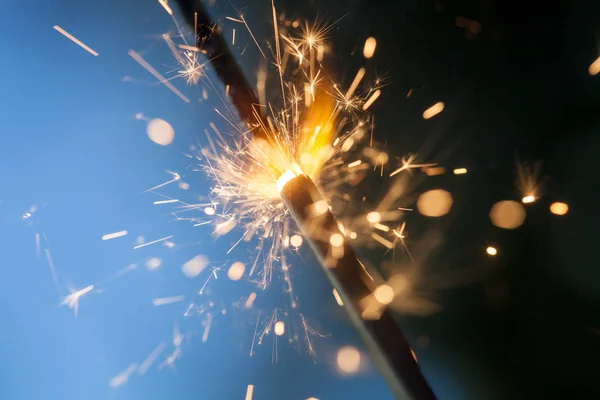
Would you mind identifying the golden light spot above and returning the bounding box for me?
[314,200,329,215]
[330,233,344,247]
[274,321,285,336]
[417,189,453,217]
[363,37,377,59]
[490,200,526,229]
[366,211,382,224]
[589,56,600,76]
[486,246,498,256]
[277,170,297,192]
[227,261,245,281]
[203,207,215,216]
[349,232,358,239]
[453,167,467,175]
[290,234,303,247]
[336,346,361,374]
[550,202,569,216]
[146,118,175,146]
[373,284,394,305]
[182,255,209,277]
[422,102,444,119]
[522,195,536,204]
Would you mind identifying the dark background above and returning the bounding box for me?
[276,0,600,398]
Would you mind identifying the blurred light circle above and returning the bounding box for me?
[417,189,453,217]
[146,118,175,146]
[550,202,569,216]
[182,255,209,278]
[490,200,526,229]
[336,346,361,374]
[227,262,245,281]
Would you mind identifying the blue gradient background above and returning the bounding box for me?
[0,1,399,399]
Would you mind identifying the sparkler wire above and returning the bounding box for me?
[173,0,437,398]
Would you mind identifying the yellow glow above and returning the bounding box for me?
[453,167,467,175]
[373,284,394,305]
[298,84,337,178]
[277,170,297,193]
[550,202,569,216]
[486,246,497,256]
[363,37,377,59]
[522,195,536,204]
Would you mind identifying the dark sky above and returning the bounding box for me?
[275,0,600,398]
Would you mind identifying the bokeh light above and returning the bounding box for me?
[417,189,453,217]
[490,200,526,229]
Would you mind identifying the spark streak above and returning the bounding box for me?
[153,295,185,306]
[53,25,98,56]
[133,235,173,250]
[101,230,128,240]
[128,50,190,103]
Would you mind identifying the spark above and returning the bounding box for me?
[109,363,137,388]
[453,167,467,175]
[153,199,178,205]
[138,343,166,375]
[133,235,174,250]
[101,230,128,240]
[245,385,255,400]
[53,25,98,56]
[332,288,344,306]
[44,249,62,296]
[153,295,185,306]
[59,285,94,317]
[390,154,436,177]
[128,50,190,103]
[158,0,173,15]
[422,102,444,119]
[202,313,213,343]
[363,37,377,59]
[486,246,498,256]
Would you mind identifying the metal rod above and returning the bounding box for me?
[280,174,436,400]
[173,1,437,398]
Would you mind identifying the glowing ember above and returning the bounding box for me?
[521,195,536,204]
[486,246,498,256]
[550,202,569,216]
[363,37,377,59]
[453,167,467,175]
[422,102,444,119]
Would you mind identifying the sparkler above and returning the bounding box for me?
[172,0,437,398]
